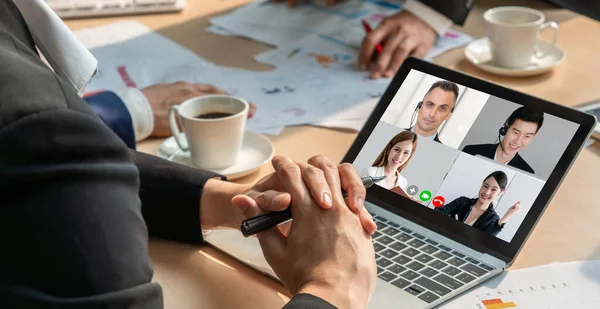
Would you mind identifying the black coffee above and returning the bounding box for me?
[195,112,233,119]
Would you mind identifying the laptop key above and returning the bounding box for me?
[381,249,399,259]
[372,231,383,239]
[415,254,434,264]
[419,267,439,278]
[402,248,420,257]
[391,278,411,289]
[438,245,452,252]
[442,266,461,276]
[378,271,397,282]
[433,251,452,260]
[407,239,426,248]
[412,233,426,240]
[415,277,452,296]
[389,241,407,251]
[400,227,413,233]
[429,260,448,270]
[400,270,420,281]
[388,221,400,228]
[375,221,387,229]
[479,263,496,271]
[421,245,439,254]
[452,251,466,258]
[447,257,467,267]
[378,235,394,245]
[418,291,440,303]
[425,239,439,246]
[465,257,480,265]
[382,227,400,236]
[387,264,407,274]
[405,285,425,295]
[456,272,476,283]
[373,243,385,252]
[377,258,393,268]
[377,266,384,274]
[395,233,413,242]
[407,261,426,271]
[461,264,488,277]
[433,273,464,290]
[393,255,411,265]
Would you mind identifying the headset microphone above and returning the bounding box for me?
[409,101,423,129]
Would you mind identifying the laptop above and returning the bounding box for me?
[205,58,596,308]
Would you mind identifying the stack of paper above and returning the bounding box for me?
[79,0,474,135]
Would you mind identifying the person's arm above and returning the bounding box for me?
[435,196,466,216]
[416,0,475,26]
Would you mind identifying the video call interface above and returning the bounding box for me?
[353,69,580,243]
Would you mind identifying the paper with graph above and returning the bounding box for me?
[439,260,600,309]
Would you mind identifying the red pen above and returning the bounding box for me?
[361,19,384,54]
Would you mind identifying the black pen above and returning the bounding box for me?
[240,175,387,237]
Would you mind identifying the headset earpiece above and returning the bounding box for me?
[416,101,422,109]
[499,123,508,136]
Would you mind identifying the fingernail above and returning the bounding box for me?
[323,191,332,207]
[357,197,364,211]
[274,193,288,206]
[385,70,394,77]
[360,64,367,70]
[371,73,380,79]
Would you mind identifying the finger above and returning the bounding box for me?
[358,207,377,235]
[307,155,344,208]
[383,38,416,78]
[297,162,333,209]
[337,163,366,214]
[271,156,310,215]
[193,84,223,94]
[248,102,257,118]
[231,194,258,217]
[358,22,393,70]
[371,30,405,79]
[256,223,287,262]
[247,190,291,214]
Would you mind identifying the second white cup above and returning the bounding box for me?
[484,6,559,68]
[168,95,249,169]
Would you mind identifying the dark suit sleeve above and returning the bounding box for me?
[131,150,225,244]
[419,0,476,25]
[544,0,600,22]
[0,105,162,307]
[284,294,337,309]
[482,214,503,236]
[435,196,467,217]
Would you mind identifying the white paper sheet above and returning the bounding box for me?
[438,261,600,309]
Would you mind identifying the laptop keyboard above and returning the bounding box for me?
[371,214,496,304]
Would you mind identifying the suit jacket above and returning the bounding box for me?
[0,1,331,308]
[420,0,600,25]
[435,197,504,236]
[462,143,535,174]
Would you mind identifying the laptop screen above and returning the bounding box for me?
[347,63,588,255]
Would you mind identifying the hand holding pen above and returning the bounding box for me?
[231,156,380,238]
[241,174,385,236]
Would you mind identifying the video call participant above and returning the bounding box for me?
[361,131,418,191]
[435,171,522,236]
[406,80,459,144]
[463,106,544,174]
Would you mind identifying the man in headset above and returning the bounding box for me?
[406,80,459,144]
[463,107,544,174]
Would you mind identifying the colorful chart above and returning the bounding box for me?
[482,298,517,309]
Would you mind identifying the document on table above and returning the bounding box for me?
[438,260,600,309]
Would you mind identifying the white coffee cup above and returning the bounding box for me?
[483,6,559,68]
[168,95,249,169]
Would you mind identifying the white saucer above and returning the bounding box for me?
[157,131,274,180]
[464,37,565,77]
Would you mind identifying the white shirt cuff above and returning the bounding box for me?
[403,0,453,36]
[114,88,154,142]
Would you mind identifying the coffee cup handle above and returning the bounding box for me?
[534,21,559,58]
[168,105,189,151]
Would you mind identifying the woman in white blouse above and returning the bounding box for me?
[362,131,418,191]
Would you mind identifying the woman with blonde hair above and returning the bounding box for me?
[361,131,418,191]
